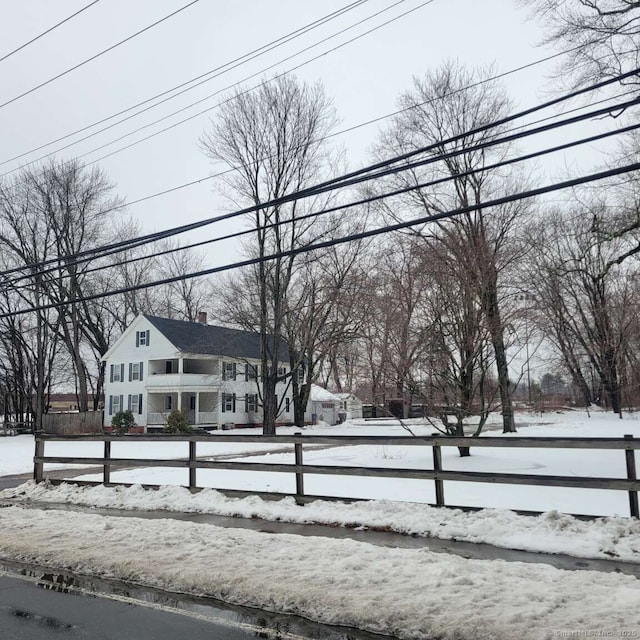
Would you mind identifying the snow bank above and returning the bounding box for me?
[5,480,640,563]
[0,504,637,640]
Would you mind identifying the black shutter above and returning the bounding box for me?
[221,393,225,413]
[108,396,113,415]
[110,364,114,383]
[138,394,143,415]
[245,393,249,411]
[146,330,150,346]
[232,363,237,380]
[127,395,132,411]
[128,363,132,382]
[120,364,124,382]
[232,393,236,412]
[222,364,226,381]
[140,362,144,381]
[119,395,123,412]
[244,364,248,382]
[135,331,140,347]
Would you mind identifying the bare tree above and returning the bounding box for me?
[372,61,528,432]
[201,75,339,434]
[523,202,640,416]
[150,240,214,322]
[284,215,370,426]
[0,158,125,419]
[520,0,640,88]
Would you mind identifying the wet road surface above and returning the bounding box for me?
[0,563,386,640]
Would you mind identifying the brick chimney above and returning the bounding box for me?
[197,311,207,325]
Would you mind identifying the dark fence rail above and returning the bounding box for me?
[33,432,640,518]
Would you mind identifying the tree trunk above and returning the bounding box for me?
[483,284,515,433]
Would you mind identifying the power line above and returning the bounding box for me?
[1,71,635,281]
[4,160,640,319]
[55,42,602,218]
[0,1,101,64]
[4,89,638,285]
[11,117,636,290]
[297,68,640,198]
[0,0,201,111]
[2,0,429,176]
[0,0,369,168]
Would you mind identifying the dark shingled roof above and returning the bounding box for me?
[144,315,287,360]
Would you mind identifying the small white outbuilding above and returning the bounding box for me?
[304,385,343,426]
[336,392,363,420]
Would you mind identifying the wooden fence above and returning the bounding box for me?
[33,432,640,518]
[41,412,103,435]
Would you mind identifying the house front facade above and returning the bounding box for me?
[102,314,294,431]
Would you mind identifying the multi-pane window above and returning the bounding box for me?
[112,395,121,414]
[110,363,124,383]
[277,366,287,378]
[136,330,150,347]
[130,362,143,381]
[130,394,140,414]
[222,393,235,412]
[246,393,258,413]
[223,362,236,381]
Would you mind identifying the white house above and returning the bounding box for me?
[304,385,344,426]
[102,314,294,431]
[336,392,363,420]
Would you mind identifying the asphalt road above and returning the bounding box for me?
[0,473,32,490]
[0,573,263,640]
[0,565,383,640]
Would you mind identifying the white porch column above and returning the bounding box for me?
[195,392,200,424]
[178,358,184,373]
[177,392,182,411]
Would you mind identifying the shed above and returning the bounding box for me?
[336,392,363,420]
[305,385,343,426]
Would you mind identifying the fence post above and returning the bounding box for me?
[625,434,639,518]
[294,432,304,505]
[432,433,445,507]
[189,440,197,490]
[33,433,44,482]
[103,440,111,484]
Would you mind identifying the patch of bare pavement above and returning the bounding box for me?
[0,560,388,640]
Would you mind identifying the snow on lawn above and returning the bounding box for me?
[0,428,316,476]
[3,410,640,563]
[0,504,638,640]
[67,410,640,517]
[1,411,640,639]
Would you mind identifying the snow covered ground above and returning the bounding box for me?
[1,410,639,639]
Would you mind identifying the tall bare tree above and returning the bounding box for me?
[523,201,640,416]
[201,75,339,434]
[372,61,528,432]
[0,159,124,419]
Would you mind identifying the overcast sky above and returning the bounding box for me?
[0,1,617,269]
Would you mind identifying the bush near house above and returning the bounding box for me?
[111,410,136,435]
[164,409,191,434]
